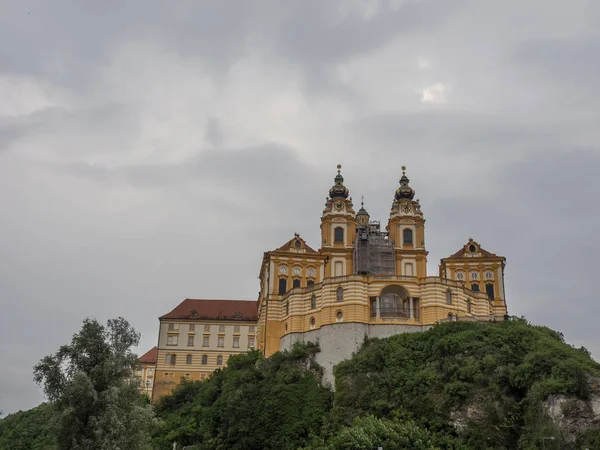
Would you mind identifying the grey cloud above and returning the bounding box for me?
[2,0,600,416]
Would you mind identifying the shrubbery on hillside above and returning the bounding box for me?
[332,318,600,448]
[4,319,600,449]
[0,403,58,450]
[153,344,332,450]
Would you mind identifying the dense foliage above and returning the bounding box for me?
[0,403,58,450]
[4,319,600,449]
[33,317,155,450]
[332,318,600,449]
[153,344,332,450]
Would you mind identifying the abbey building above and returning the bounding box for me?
[150,166,507,398]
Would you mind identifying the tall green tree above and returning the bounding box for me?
[33,317,154,450]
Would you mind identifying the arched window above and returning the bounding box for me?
[334,227,344,243]
[186,354,192,365]
[310,295,316,309]
[446,290,453,305]
[285,301,289,316]
[310,317,315,328]
[486,283,494,299]
[216,355,223,366]
[403,228,413,244]
[278,278,287,295]
[471,283,480,292]
[448,313,454,321]
[201,354,207,365]
[336,286,344,301]
[466,299,471,314]
[294,240,301,248]
[307,280,315,287]
[293,279,301,289]
[336,311,343,322]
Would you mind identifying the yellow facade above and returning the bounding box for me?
[256,165,507,356]
[152,299,257,401]
[154,164,508,396]
[136,346,157,398]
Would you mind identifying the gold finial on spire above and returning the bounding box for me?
[401,165,406,176]
[337,164,342,174]
[361,195,364,207]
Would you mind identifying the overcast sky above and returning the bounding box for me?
[1,0,599,415]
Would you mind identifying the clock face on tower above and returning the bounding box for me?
[279,266,287,275]
[400,202,412,213]
[334,201,344,211]
[307,267,316,277]
[293,266,301,276]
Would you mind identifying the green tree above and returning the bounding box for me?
[153,344,332,450]
[33,317,154,450]
[305,415,438,450]
[0,403,58,450]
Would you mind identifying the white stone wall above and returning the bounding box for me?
[280,322,431,388]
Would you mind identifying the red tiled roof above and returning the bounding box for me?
[139,346,157,364]
[160,298,258,321]
[273,235,318,254]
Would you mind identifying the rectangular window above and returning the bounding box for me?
[335,261,343,276]
[217,355,223,365]
[165,354,176,365]
[405,263,414,276]
[403,228,413,244]
[278,278,287,295]
[334,227,344,243]
[233,337,239,348]
[486,283,495,299]
[234,325,240,333]
[201,354,207,365]
[186,354,192,365]
[167,323,179,330]
[218,336,224,347]
[248,336,255,348]
[189,324,195,331]
[167,335,178,346]
[187,335,194,346]
[202,336,209,347]
[219,325,226,332]
[293,279,301,288]
[204,324,210,332]
[249,325,255,333]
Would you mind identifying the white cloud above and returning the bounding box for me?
[417,56,432,69]
[421,82,448,104]
[0,75,60,117]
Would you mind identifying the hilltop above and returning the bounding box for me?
[2,319,600,449]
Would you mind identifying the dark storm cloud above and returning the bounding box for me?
[1,0,600,415]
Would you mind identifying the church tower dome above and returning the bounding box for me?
[356,196,370,227]
[329,164,349,199]
[395,166,415,200]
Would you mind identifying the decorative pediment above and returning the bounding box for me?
[272,233,318,254]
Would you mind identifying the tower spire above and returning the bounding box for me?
[395,165,415,201]
[328,164,349,199]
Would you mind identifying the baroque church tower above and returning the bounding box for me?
[387,166,428,278]
[320,165,356,278]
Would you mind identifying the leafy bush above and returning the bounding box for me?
[153,345,332,450]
